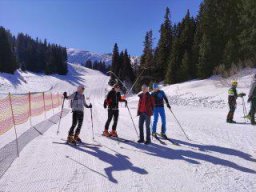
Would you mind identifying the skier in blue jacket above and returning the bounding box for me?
[151,83,171,139]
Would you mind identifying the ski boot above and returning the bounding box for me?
[152,132,158,139]
[144,140,151,145]
[110,130,118,137]
[103,129,111,137]
[137,139,144,143]
[74,135,82,143]
[160,133,168,140]
[67,135,77,145]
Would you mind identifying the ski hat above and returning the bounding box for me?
[77,85,85,90]
[141,84,148,89]
[152,83,159,89]
[231,80,238,86]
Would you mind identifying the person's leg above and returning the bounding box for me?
[68,111,78,136]
[227,104,235,122]
[145,115,151,142]
[138,114,145,142]
[159,107,167,134]
[75,111,84,137]
[105,109,114,130]
[112,110,119,131]
[152,108,159,134]
[251,99,256,124]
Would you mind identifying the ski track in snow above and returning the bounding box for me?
[0,64,256,192]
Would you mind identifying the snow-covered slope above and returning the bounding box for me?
[67,48,140,66]
[0,66,256,192]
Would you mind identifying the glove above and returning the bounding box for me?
[103,103,107,109]
[88,104,92,108]
[239,93,246,97]
[63,92,68,99]
[248,97,252,103]
[167,103,171,109]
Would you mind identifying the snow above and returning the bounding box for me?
[0,65,256,192]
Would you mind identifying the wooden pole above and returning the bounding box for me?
[8,93,19,157]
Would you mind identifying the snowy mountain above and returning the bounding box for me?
[67,48,140,66]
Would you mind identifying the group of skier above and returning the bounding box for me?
[63,83,171,145]
[227,74,256,125]
[62,73,256,145]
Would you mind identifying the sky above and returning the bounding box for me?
[0,0,202,55]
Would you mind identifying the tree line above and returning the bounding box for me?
[139,0,256,85]
[83,60,110,74]
[0,26,68,75]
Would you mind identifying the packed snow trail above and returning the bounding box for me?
[0,65,256,192]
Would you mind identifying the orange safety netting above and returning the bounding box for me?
[0,92,63,136]
[0,96,14,135]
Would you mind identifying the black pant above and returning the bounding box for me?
[227,103,236,121]
[139,113,151,141]
[105,109,119,131]
[249,98,256,124]
[69,111,84,136]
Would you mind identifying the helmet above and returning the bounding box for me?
[152,83,159,89]
[231,80,238,86]
[77,85,85,91]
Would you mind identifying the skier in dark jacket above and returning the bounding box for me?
[63,85,92,144]
[103,84,127,137]
[248,74,256,125]
[151,83,171,139]
[137,85,154,145]
[226,81,245,123]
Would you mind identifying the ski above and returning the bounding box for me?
[152,135,167,145]
[102,135,132,143]
[60,139,101,147]
[156,133,180,146]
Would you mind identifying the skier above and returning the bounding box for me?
[151,83,171,139]
[103,84,127,137]
[226,81,245,123]
[137,84,154,145]
[63,85,92,144]
[248,75,256,125]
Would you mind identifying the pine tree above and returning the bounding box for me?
[155,7,172,80]
[111,43,120,80]
[0,27,17,73]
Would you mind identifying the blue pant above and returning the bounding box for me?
[152,107,166,134]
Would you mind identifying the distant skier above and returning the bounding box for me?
[103,84,127,137]
[151,83,171,139]
[247,75,256,125]
[137,84,154,145]
[226,81,245,123]
[63,85,92,144]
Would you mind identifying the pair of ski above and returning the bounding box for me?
[153,133,180,146]
[101,134,132,144]
[60,139,101,148]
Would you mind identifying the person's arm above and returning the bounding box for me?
[248,81,256,101]
[163,91,171,108]
[83,96,92,108]
[63,92,75,100]
[104,91,112,108]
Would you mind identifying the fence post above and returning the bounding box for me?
[8,93,19,157]
[28,92,33,127]
[42,92,47,120]
[51,93,54,115]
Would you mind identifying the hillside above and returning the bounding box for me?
[0,65,256,192]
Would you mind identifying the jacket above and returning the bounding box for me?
[137,92,154,116]
[104,89,126,110]
[248,80,256,99]
[68,92,90,112]
[151,90,170,108]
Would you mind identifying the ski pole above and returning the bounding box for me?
[57,97,65,135]
[126,104,139,138]
[241,97,248,122]
[169,108,191,141]
[90,107,95,140]
[126,68,145,96]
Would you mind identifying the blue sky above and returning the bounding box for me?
[0,0,202,55]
